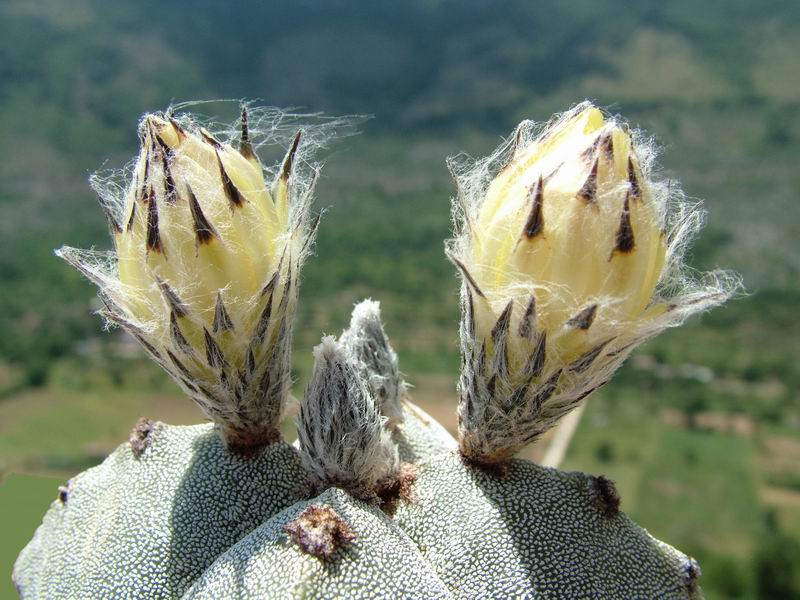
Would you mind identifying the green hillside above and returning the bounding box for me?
[1,1,799,598]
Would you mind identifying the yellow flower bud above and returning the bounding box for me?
[58,105,323,453]
[448,102,738,464]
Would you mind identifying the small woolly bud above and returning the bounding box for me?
[55,104,330,453]
[297,336,400,498]
[448,102,740,464]
[340,299,406,428]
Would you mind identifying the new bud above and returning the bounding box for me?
[340,299,406,428]
[448,102,739,464]
[297,337,400,498]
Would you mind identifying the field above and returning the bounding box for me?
[2,1,800,598]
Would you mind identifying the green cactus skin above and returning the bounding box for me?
[13,422,307,599]
[182,488,453,600]
[394,399,458,462]
[392,454,702,599]
[14,401,701,600]
[12,403,452,599]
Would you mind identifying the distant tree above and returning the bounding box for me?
[595,441,615,464]
[755,533,800,599]
[764,109,791,147]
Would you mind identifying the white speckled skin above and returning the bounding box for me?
[13,423,307,599]
[393,454,701,599]
[394,399,458,462]
[15,408,702,599]
[183,488,453,600]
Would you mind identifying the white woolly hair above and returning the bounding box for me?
[55,102,361,451]
[88,101,360,244]
[297,336,400,495]
[340,299,407,428]
[448,101,742,463]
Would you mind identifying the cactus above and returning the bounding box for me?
[14,103,738,599]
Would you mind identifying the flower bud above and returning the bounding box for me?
[58,106,322,453]
[448,102,738,464]
[297,336,399,498]
[340,299,406,428]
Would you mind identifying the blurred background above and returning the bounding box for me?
[1,1,798,597]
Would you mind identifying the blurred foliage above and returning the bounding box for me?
[1,1,799,598]
[755,532,800,599]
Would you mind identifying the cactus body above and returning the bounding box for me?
[183,488,453,600]
[15,403,700,599]
[13,423,305,598]
[393,454,699,599]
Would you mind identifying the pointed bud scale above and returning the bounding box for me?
[199,127,222,148]
[156,277,188,318]
[613,192,636,255]
[297,336,400,497]
[56,106,328,453]
[98,195,122,235]
[238,105,256,162]
[160,149,177,203]
[576,158,599,203]
[491,300,514,345]
[125,201,137,232]
[169,311,193,355]
[168,116,187,140]
[522,176,545,239]
[213,292,235,333]
[447,102,739,464]
[187,185,219,246]
[600,131,614,160]
[517,294,537,339]
[280,130,302,183]
[628,156,642,201]
[525,331,547,379]
[273,131,302,224]
[216,148,246,209]
[203,327,228,371]
[145,189,162,254]
[566,304,598,331]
